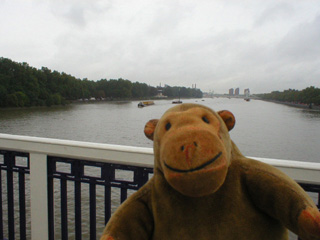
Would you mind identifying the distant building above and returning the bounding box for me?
[229,88,234,95]
[156,85,167,98]
[244,88,250,96]
[235,88,240,95]
[156,89,164,97]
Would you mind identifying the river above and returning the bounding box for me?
[1,98,320,163]
[1,98,320,239]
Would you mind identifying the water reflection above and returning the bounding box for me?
[300,109,320,119]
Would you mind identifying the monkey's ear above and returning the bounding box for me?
[144,119,159,141]
[217,110,236,131]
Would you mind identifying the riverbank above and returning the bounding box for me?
[261,99,320,111]
[0,96,201,109]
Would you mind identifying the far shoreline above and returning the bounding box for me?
[261,99,320,111]
[0,96,202,110]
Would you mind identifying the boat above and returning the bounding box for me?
[172,88,182,104]
[244,90,250,101]
[172,100,182,104]
[138,101,154,108]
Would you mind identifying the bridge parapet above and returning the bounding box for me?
[0,133,319,240]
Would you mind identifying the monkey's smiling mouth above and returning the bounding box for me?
[164,152,222,173]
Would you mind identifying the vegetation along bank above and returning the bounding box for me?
[257,87,320,110]
[0,57,202,108]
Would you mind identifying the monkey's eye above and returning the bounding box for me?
[202,116,210,124]
[165,122,171,131]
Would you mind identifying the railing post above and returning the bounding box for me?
[30,152,49,240]
[6,152,15,240]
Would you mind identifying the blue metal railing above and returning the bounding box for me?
[47,156,152,240]
[0,150,30,240]
[0,139,319,240]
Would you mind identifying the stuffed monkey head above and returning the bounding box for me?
[144,103,236,197]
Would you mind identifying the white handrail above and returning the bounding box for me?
[1,133,320,183]
[0,133,154,167]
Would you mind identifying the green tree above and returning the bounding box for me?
[5,91,29,107]
[0,57,203,107]
[0,85,7,107]
[258,86,320,105]
[132,82,143,98]
[6,93,18,107]
[163,86,173,97]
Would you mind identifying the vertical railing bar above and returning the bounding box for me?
[89,182,96,240]
[0,170,3,240]
[103,163,113,224]
[74,160,82,240]
[61,178,68,240]
[104,185,111,224]
[7,153,15,240]
[135,168,149,188]
[47,174,54,240]
[120,188,127,203]
[47,157,55,240]
[19,171,27,240]
[74,180,82,240]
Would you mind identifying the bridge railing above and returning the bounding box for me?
[0,133,319,240]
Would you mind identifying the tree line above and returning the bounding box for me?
[0,57,202,108]
[162,85,202,99]
[257,86,320,105]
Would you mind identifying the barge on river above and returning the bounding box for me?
[138,101,155,108]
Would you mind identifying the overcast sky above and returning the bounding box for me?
[1,0,319,94]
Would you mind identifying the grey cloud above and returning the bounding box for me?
[1,0,320,94]
[255,2,294,27]
[50,1,113,28]
[276,14,320,62]
[64,6,86,27]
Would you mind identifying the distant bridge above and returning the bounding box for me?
[210,94,260,99]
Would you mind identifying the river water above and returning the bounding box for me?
[1,98,320,162]
[1,98,320,240]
